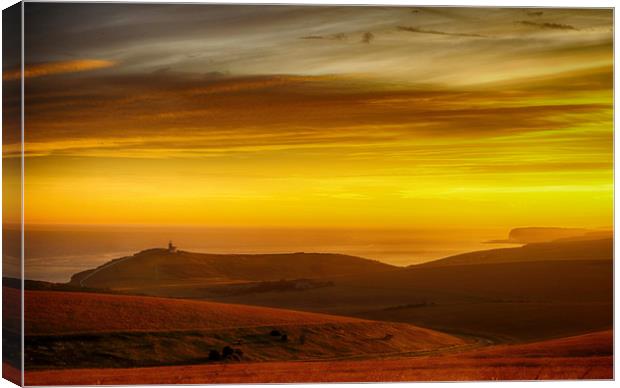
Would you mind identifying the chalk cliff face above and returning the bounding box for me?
[507,227,610,243]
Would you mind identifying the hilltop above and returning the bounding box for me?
[69,249,396,289]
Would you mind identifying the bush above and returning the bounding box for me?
[222,346,234,358]
[270,329,281,336]
[208,349,221,361]
[218,346,244,361]
[229,348,244,361]
[280,334,288,342]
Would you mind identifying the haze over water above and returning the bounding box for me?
[19,225,509,282]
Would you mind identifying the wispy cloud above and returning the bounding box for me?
[397,26,487,38]
[516,20,578,30]
[14,67,611,160]
[4,59,116,80]
[300,33,347,41]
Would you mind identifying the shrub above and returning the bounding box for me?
[281,334,288,342]
[208,349,221,361]
[222,346,234,358]
[270,329,281,336]
[230,348,244,361]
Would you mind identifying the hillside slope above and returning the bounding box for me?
[418,238,612,268]
[24,289,358,335]
[23,289,466,370]
[69,249,396,289]
[215,259,612,342]
[25,330,612,384]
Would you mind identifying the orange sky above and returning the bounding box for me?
[4,5,613,231]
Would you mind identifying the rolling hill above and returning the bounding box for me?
[24,288,358,335]
[22,288,466,370]
[419,238,612,267]
[215,259,612,342]
[69,249,396,289]
[205,238,612,342]
[25,330,612,384]
[62,237,613,343]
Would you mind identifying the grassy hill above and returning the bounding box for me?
[63,238,613,343]
[69,249,396,289]
[419,238,612,267]
[24,288,358,335]
[25,330,612,384]
[213,259,612,342]
[22,288,466,370]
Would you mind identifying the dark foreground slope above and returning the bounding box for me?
[70,249,396,289]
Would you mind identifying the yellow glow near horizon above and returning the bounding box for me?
[12,6,612,234]
[22,82,612,229]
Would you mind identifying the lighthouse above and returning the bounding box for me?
[168,240,177,253]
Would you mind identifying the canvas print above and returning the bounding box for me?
[2,2,614,385]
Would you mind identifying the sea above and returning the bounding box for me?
[4,225,512,283]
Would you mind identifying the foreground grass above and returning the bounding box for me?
[22,288,465,370]
[24,331,612,384]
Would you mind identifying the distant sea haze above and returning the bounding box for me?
[12,225,508,283]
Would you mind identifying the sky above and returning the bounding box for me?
[5,4,613,232]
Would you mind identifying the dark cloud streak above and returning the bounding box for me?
[18,70,611,157]
[397,26,487,38]
[300,33,346,41]
[362,32,374,43]
[517,20,578,30]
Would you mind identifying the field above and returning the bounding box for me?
[24,289,359,334]
[22,289,467,370]
[24,330,612,385]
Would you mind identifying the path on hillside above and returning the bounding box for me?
[78,255,135,287]
[311,333,494,362]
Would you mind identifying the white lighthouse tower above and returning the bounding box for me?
[168,240,177,253]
